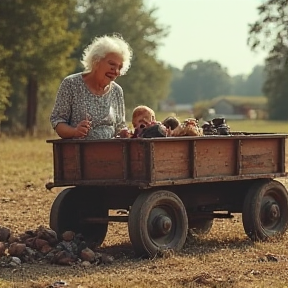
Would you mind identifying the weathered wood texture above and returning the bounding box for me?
[47,134,287,187]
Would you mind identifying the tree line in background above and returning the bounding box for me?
[168,63,265,104]
[0,0,287,136]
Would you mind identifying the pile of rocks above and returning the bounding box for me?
[0,226,113,268]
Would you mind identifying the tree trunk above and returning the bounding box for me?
[26,75,38,136]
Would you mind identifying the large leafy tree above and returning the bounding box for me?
[0,0,80,134]
[73,0,171,113]
[248,0,288,120]
[0,46,11,126]
[231,74,247,96]
[245,65,265,96]
[169,60,231,104]
[230,65,265,96]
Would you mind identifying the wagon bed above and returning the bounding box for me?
[47,133,287,188]
[47,133,288,258]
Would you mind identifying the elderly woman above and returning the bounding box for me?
[50,34,133,139]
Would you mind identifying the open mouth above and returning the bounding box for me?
[105,73,115,80]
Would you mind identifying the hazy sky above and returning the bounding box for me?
[145,0,266,76]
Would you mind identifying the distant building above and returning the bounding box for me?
[208,96,268,120]
[159,100,193,113]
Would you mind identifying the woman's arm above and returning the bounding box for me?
[55,121,90,139]
[50,78,90,139]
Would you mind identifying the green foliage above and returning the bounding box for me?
[169,60,232,104]
[231,75,246,96]
[245,65,265,96]
[0,45,11,123]
[73,0,171,111]
[264,61,288,119]
[231,66,265,96]
[0,0,80,78]
[191,100,211,119]
[248,0,288,120]
[0,0,171,133]
[0,0,80,132]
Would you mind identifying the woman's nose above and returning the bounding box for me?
[115,67,121,76]
[111,66,121,76]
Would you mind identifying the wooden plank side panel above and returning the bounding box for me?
[240,138,279,174]
[53,143,62,182]
[129,141,149,181]
[195,139,236,177]
[62,143,81,181]
[153,141,190,181]
[82,142,124,180]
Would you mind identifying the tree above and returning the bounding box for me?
[245,65,265,96]
[248,0,288,120]
[0,45,11,126]
[73,0,171,112]
[0,0,80,134]
[263,44,288,119]
[169,60,232,104]
[231,74,247,96]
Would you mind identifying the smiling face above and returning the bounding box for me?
[92,53,123,87]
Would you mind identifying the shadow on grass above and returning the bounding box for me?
[182,235,253,256]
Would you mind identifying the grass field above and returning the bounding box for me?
[0,120,288,288]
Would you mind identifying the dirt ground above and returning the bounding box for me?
[0,139,288,288]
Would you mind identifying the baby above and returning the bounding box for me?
[118,105,167,138]
[131,105,157,137]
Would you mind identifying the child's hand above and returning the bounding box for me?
[118,127,132,138]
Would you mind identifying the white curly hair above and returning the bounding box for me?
[81,34,133,75]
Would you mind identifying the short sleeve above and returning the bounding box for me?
[50,78,72,129]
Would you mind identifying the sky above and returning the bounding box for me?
[145,0,267,76]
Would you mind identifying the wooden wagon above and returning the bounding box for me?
[47,133,288,257]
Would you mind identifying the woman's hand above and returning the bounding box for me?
[74,120,92,138]
[55,121,91,139]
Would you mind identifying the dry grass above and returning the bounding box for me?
[0,124,288,288]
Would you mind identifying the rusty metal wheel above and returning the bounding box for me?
[128,190,188,258]
[242,179,288,241]
[50,187,108,247]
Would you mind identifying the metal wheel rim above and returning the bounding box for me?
[260,191,282,230]
[147,205,178,247]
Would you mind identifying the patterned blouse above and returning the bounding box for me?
[50,72,126,139]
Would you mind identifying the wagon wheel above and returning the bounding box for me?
[50,187,108,247]
[242,179,288,241]
[187,216,213,236]
[128,190,188,258]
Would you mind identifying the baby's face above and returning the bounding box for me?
[132,110,155,129]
